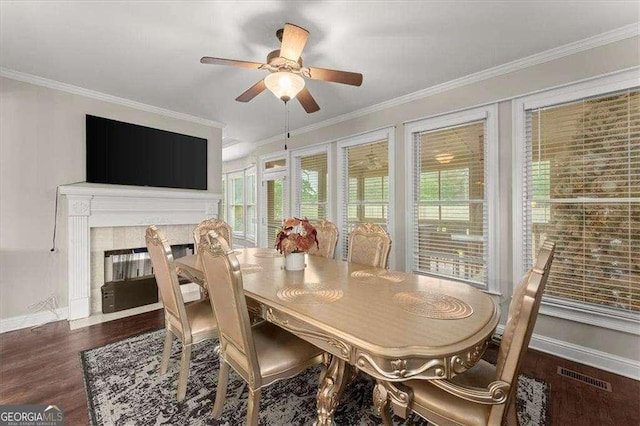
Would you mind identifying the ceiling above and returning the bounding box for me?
[1,1,638,161]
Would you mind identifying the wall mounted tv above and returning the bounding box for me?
[86,115,207,190]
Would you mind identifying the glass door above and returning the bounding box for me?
[260,174,288,249]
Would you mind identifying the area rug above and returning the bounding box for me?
[81,330,550,425]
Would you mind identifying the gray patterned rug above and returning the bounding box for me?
[81,330,550,425]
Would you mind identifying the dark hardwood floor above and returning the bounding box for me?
[1,309,638,425]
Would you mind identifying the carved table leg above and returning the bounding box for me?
[373,380,393,426]
[318,352,332,386]
[315,356,353,426]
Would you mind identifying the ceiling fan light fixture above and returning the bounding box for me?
[435,153,455,164]
[264,71,305,102]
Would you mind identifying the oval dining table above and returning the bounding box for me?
[175,247,499,425]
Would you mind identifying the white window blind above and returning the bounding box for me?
[341,139,389,260]
[230,174,244,234]
[264,177,287,248]
[412,120,488,286]
[220,175,226,220]
[523,88,639,314]
[246,171,256,239]
[294,152,328,220]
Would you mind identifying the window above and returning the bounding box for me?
[260,154,288,248]
[520,87,639,316]
[219,175,226,220]
[229,172,244,234]
[221,168,256,239]
[265,178,285,246]
[406,106,498,291]
[245,168,257,241]
[293,148,329,220]
[338,128,394,261]
[419,168,471,221]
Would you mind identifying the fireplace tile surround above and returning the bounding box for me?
[60,183,221,323]
[90,225,195,314]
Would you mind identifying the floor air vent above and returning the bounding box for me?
[557,366,612,392]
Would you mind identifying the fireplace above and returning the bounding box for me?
[60,183,220,323]
[100,243,194,314]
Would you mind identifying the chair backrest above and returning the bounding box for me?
[198,230,260,386]
[347,223,392,268]
[145,225,190,336]
[490,240,555,424]
[193,219,233,252]
[308,219,339,259]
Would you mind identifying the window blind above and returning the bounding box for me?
[524,88,639,313]
[230,175,244,234]
[341,139,389,260]
[265,177,287,248]
[246,172,256,239]
[220,176,226,220]
[412,121,488,286]
[295,152,328,220]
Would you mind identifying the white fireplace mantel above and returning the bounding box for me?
[60,182,221,320]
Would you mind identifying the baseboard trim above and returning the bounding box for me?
[496,325,640,380]
[0,308,69,334]
[69,303,163,330]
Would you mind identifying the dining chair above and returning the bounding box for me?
[347,223,392,268]
[198,230,325,425]
[374,240,556,426]
[308,219,339,259]
[178,218,233,293]
[193,218,233,251]
[145,225,218,402]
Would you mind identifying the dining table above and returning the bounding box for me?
[175,248,499,425]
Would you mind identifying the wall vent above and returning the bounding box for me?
[557,366,612,392]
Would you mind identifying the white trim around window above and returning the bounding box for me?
[337,127,396,267]
[404,104,500,294]
[245,165,257,243]
[290,144,333,222]
[258,151,289,248]
[512,68,640,334]
[227,170,246,237]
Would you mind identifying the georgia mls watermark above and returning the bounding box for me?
[0,405,63,426]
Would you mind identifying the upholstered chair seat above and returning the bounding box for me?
[403,360,497,426]
[183,299,218,337]
[231,320,324,386]
[146,225,218,402]
[375,241,555,426]
[199,230,324,425]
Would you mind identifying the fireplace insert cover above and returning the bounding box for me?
[101,276,159,314]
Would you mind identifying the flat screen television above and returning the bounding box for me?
[86,115,207,190]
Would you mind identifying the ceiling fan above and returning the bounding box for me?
[200,23,363,113]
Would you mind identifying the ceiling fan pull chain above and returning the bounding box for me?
[284,101,290,150]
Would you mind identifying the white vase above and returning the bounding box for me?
[285,252,306,271]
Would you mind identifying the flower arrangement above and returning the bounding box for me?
[275,217,318,255]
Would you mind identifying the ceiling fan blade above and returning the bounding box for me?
[200,57,264,69]
[280,23,309,62]
[297,87,320,113]
[236,80,267,102]
[307,67,363,86]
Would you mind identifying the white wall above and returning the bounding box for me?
[0,77,223,319]
[233,36,640,364]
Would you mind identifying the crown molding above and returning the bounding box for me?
[0,67,225,129]
[256,23,639,147]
